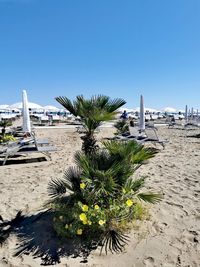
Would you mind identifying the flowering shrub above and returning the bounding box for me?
[48,140,161,253]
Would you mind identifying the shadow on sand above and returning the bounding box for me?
[0,210,98,265]
[0,157,47,166]
[186,133,200,138]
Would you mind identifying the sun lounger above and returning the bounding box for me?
[0,136,57,165]
[108,126,146,141]
[39,116,49,125]
[107,126,167,149]
[141,127,167,148]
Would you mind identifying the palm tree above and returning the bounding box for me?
[114,119,129,135]
[48,140,161,253]
[0,120,12,138]
[56,95,126,155]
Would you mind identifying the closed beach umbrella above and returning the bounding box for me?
[191,107,194,119]
[22,90,31,133]
[185,105,188,123]
[139,95,145,131]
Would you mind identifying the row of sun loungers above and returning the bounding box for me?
[109,126,167,148]
[0,133,57,165]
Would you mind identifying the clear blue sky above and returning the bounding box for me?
[0,0,200,110]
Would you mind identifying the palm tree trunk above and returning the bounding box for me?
[2,127,6,138]
[81,132,98,155]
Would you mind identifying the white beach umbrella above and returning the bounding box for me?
[43,105,59,111]
[185,105,188,123]
[0,104,10,110]
[139,95,145,131]
[10,102,43,110]
[22,90,31,133]
[163,107,177,113]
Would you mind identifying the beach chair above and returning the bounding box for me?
[52,115,60,124]
[39,116,49,125]
[108,126,145,141]
[128,126,147,139]
[0,136,57,165]
[142,127,167,148]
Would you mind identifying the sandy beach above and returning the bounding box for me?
[0,126,200,267]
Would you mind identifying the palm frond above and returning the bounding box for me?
[55,96,78,116]
[48,178,68,199]
[124,177,146,193]
[63,167,82,194]
[0,211,24,246]
[100,229,129,254]
[131,147,159,164]
[105,98,126,113]
[92,95,110,108]
[137,192,162,203]
[48,167,82,200]
[103,140,158,167]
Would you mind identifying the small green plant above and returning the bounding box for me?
[48,140,161,253]
[114,119,129,135]
[0,120,15,144]
[0,134,16,144]
[0,120,12,138]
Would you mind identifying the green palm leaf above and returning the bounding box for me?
[137,193,162,203]
[56,95,126,154]
[100,229,129,254]
[48,178,68,199]
[124,177,146,193]
[55,96,78,116]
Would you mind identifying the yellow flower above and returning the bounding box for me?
[79,213,87,221]
[80,183,86,189]
[126,199,133,207]
[77,229,83,235]
[65,224,69,229]
[99,220,106,226]
[88,220,92,225]
[82,205,89,212]
[82,219,88,225]
[94,204,99,210]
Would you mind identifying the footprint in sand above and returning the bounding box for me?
[144,257,155,267]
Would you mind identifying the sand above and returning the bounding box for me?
[0,126,200,267]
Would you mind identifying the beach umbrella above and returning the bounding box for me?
[185,105,188,123]
[43,105,59,112]
[22,90,31,133]
[139,95,145,131]
[191,107,194,119]
[10,102,43,110]
[0,104,10,110]
[163,107,177,113]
